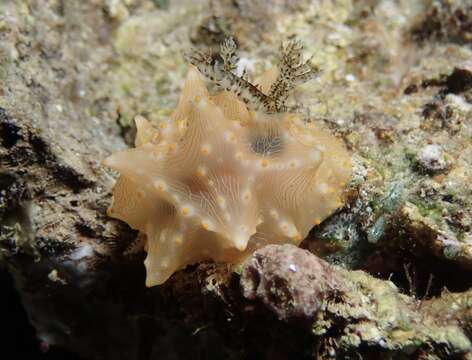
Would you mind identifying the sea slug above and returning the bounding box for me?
[104,39,351,286]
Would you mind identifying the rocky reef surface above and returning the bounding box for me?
[1,0,472,359]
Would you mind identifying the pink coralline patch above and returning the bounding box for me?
[104,61,351,287]
[240,244,342,320]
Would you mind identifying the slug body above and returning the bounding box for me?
[104,66,351,286]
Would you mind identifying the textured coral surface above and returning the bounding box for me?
[1,0,472,359]
[105,65,350,286]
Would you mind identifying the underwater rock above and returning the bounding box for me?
[241,244,341,321]
[417,144,448,173]
[241,244,472,357]
[1,0,472,359]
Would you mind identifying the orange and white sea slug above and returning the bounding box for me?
[104,39,351,287]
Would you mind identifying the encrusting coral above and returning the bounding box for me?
[104,39,351,286]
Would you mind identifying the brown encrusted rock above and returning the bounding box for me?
[411,0,472,45]
[2,0,472,358]
[241,244,343,321]
[240,245,472,357]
